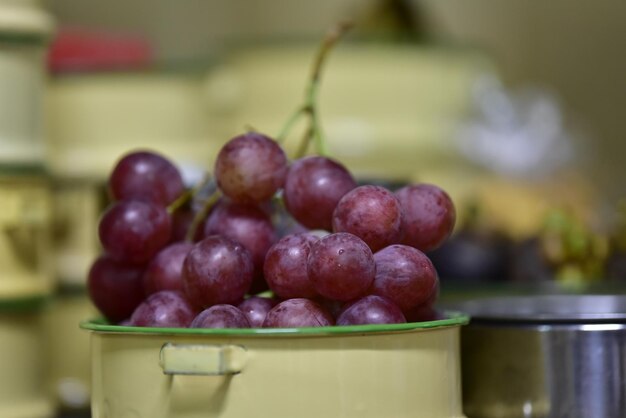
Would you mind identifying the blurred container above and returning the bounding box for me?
[82,316,468,418]
[44,291,96,413]
[0,0,54,299]
[50,179,103,287]
[47,71,217,180]
[202,43,493,180]
[0,0,53,164]
[0,298,54,418]
[0,167,53,299]
[456,295,626,418]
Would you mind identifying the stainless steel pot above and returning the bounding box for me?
[454,295,626,418]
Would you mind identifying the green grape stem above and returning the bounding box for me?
[166,173,212,215]
[184,188,222,243]
[277,21,353,158]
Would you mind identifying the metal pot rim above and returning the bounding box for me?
[452,294,626,324]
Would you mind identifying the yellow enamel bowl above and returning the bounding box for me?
[82,313,468,418]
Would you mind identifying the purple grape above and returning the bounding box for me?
[87,255,145,323]
[214,132,288,204]
[332,185,403,252]
[314,297,346,319]
[183,236,254,308]
[283,156,357,231]
[98,200,171,264]
[307,232,375,302]
[337,295,406,325]
[404,304,443,323]
[395,184,456,252]
[203,200,277,284]
[109,150,185,206]
[264,233,319,299]
[190,304,251,328]
[237,297,277,327]
[370,245,439,312]
[129,291,196,327]
[263,298,334,328]
[142,242,194,295]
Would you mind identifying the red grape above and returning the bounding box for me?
[190,305,251,328]
[98,200,171,264]
[307,232,375,302]
[214,132,288,204]
[237,297,277,327]
[332,185,403,251]
[263,298,334,328]
[87,255,145,323]
[404,304,443,322]
[109,150,184,206]
[203,200,277,284]
[283,156,357,231]
[370,245,439,312]
[129,291,196,327]
[337,295,406,325]
[395,184,456,252]
[142,242,194,295]
[264,233,319,299]
[183,235,254,308]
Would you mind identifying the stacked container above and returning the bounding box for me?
[45,31,217,413]
[0,0,54,416]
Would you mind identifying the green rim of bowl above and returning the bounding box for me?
[80,311,469,336]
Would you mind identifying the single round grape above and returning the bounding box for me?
[87,255,145,323]
[99,200,171,264]
[336,295,406,325]
[237,297,277,327]
[370,245,439,312]
[307,232,375,302]
[395,184,456,252]
[109,150,185,206]
[190,304,251,328]
[203,200,277,282]
[264,233,319,299]
[183,235,254,308]
[129,291,196,328]
[404,304,443,323]
[142,242,194,295]
[263,298,334,328]
[314,297,345,319]
[214,132,288,204]
[283,156,357,231]
[332,185,403,252]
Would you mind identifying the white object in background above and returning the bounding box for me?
[0,0,54,165]
[455,75,575,178]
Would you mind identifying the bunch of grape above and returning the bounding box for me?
[88,132,456,329]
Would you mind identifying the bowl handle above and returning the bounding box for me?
[159,343,247,376]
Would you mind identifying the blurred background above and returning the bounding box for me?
[0,0,625,417]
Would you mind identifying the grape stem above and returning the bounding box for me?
[277,21,353,158]
[166,173,212,214]
[184,189,222,242]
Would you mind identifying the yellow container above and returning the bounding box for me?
[82,315,468,418]
[50,179,104,287]
[0,299,54,418]
[44,291,96,411]
[0,172,53,299]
